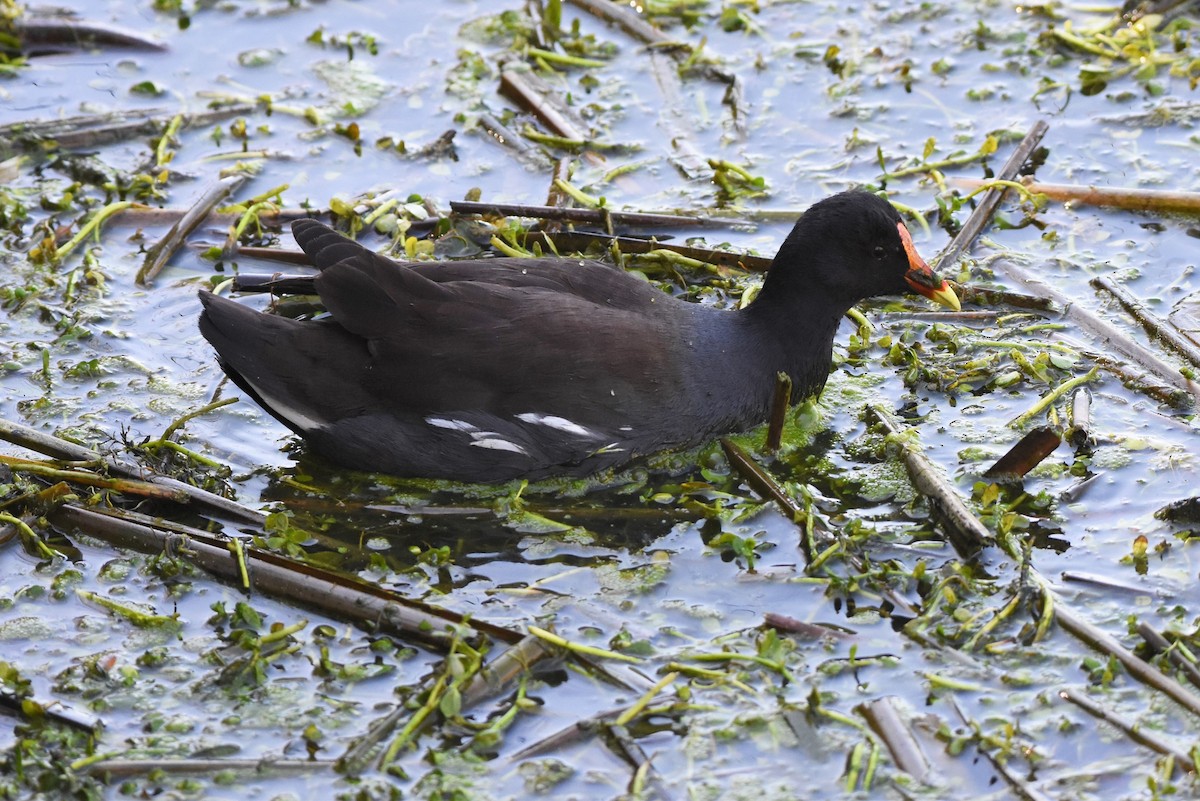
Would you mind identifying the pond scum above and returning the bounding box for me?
[2,0,1200,799]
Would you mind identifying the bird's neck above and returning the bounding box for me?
[740,269,853,400]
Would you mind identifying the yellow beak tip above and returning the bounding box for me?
[929,284,962,312]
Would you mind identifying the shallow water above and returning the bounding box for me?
[2,0,1200,798]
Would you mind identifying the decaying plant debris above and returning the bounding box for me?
[3,0,1200,799]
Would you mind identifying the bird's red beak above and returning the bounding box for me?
[898,222,960,311]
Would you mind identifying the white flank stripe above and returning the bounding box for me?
[426,417,477,432]
[516,412,596,438]
[470,438,527,455]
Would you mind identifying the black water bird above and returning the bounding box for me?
[198,191,959,482]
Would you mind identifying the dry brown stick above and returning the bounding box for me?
[1051,598,1200,718]
[721,438,812,528]
[955,178,1200,216]
[865,404,992,555]
[1091,354,1191,407]
[934,120,1049,272]
[956,284,1057,312]
[763,613,854,640]
[857,698,929,782]
[1092,275,1200,371]
[449,200,748,229]
[719,439,804,523]
[0,416,266,526]
[1059,571,1151,595]
[508,707,623,760]
[1136,622,1200,691]
[999,258,1198,404]
[138,174,249,285]
[981,427,1061,482]
[1060,688,1196,772]
[49,503,487,651]
[567,0,678,46]
[15,17,167,52]
[499,68,587,141]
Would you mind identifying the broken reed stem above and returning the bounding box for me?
[1092,275,1200,372]
[0,455,189,502]
[857,697,929,782]
[933,120,1049,272]
[48,504,480,651]
[1049,596,1200,718]
[80,758,335,778]
[765,372,792,452]
[0,415,266,526]
[1060,688,1196,772]
[1136,622,1200,691]
[865,404,992,555]
[997,258,1197,405]
[138,174,247,284]
[1,103,255,152]
[15,16,166,52]
[499,68,587,141]
[457,635,556,712]
[1068,389,1093,449]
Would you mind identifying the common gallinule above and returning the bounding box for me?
[199,191,959,482]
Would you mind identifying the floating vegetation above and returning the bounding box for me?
[2,1,1200,799]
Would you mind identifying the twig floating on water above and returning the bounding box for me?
[1092,274,1200,372]
[567,0,676,46]
[1060,687,1196,772]
[857,698,929,783]
[998,258,1197,405]
[1136,622,1200,692]
[16,16,167,54]
[82,758,336,778]
[499,68,587,141]
[933,120,1049,272]
[49,504,480,651]
[0,104,256,152]
[865,404,992,556]
[138,174,248,285]
[1052,599,1200,719]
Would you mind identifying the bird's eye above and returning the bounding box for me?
[873,245,886,259]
